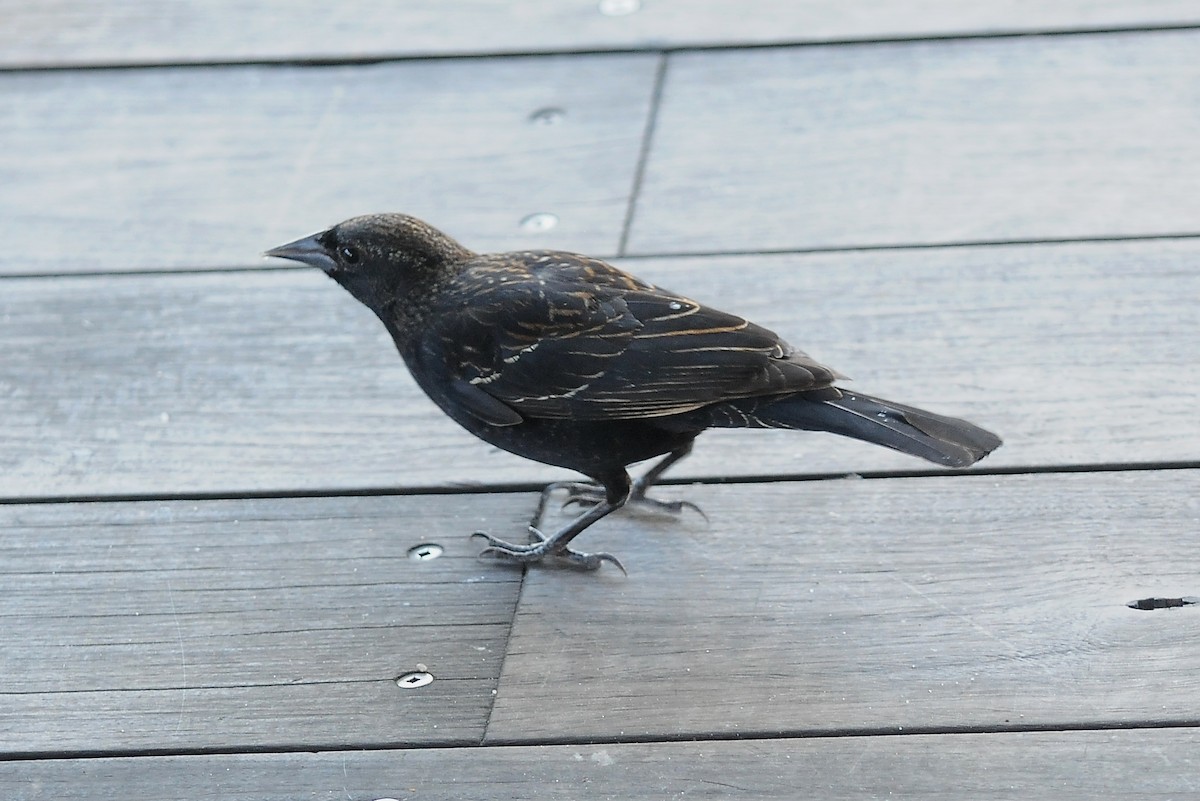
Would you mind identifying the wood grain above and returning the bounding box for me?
[0,54,656,275]
[3,239,1196,499]
[2,1,1197,67]
[3,729,1199,799]
[0,493,529,755]
[630,30,1200,253]
[487,470,1200,741]
[4,0,1194,789]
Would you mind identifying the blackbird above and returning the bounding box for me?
[267,214,1001,572]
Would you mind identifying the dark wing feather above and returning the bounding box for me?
[424,252,840,422]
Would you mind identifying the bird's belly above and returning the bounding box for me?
[470,416,693,476]
[403,352,696,477]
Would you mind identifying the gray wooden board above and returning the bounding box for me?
[3,238,1196,499]
[0,54,656,275]
[0,493,529,754]
[486,470,1200,741]
[2,729,1199,799]
[630,30,1200,254]
[3,1,1198,67]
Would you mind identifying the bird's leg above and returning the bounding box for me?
[474,470,631,573]
[528,479,588,533]
[559,443,703,518]
[629,442,699,512]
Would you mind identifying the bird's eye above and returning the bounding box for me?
[339,245,360,264]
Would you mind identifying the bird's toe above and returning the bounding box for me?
[561,549,627,575]
[547,482,606,511]
[470,530,624,573]
[624,491,707,521]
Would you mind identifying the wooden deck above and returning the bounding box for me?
[2,3,1199,797]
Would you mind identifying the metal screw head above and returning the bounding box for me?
[520,212,559,232]
[599,0,640,16]
[396,671,434,689]
[407,543,443,561]
[529,107,566,126]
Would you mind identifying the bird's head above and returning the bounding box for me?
[265,213,473,314]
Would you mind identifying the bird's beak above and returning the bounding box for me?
[264,232,337,273]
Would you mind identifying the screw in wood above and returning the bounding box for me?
[520,212,559,232]
[407,543,444,561]
[529,107,566,126]
[396,671,434,689]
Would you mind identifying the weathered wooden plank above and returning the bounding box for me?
[0,54,656,275]
[631,30,1200,253]
[2,1,1197,67]
[487,470,1200,741]
[2,238,1195,498]
[3,730,1199,799]
[0,493,528,754]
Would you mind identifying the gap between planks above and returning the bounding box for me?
[4,460,1199,507]
[4,719,1197,764]
[4,230,1199,283]
[4,23,1200,74]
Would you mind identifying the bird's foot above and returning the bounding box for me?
[471,529,626,574]
[553,481,706,520]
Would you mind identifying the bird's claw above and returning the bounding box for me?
[556,482,605,511]
[553,482,706,521]
[471,530,626,575]
[561,549,626,575]
[670,498,709,523]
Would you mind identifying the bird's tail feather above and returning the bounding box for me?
[671,388,1001,468]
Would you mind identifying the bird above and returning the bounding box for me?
[266,214,1001,573]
